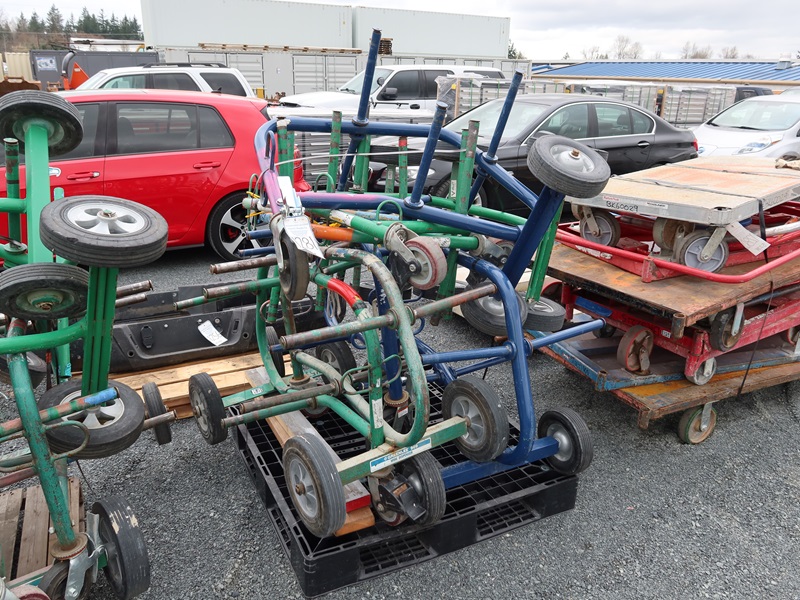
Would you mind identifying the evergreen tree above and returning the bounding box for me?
[28,12,45,33]
[46,5,63,33]
[16,12,29,32]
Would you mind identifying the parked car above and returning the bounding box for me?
[369,94,699,215]
[0,89,308,261]
[694,95,800,159]
[77,63,256,97]
[781,88,800,96]
[279,64,506,114]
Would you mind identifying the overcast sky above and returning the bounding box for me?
[3,0,796,60]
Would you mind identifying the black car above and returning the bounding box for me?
[370,94,698,215]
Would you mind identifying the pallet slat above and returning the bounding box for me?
[17,486,49,577]
[0,488,23,578]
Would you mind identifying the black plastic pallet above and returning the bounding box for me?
[234,384,579,597]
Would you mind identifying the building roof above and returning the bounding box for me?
[535,60,800,84]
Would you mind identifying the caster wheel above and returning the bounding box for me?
[781,326,800,346]
[9,584,50,600]
[40,196,168,268]
[652,218,694,251]
[397,452,446,527]
[579,209,621,247]
[686,357,717,386]
[0,264,89,320]
[283,434,346,538]
[0,350,48,389]
[324,287,347,325]
[675,230,729,273]
[526,135,610,199]
[677,405,717,444]
[304,341,356,416]
[265,326,286,378]
[524,297,566,332]
[461,288,528,337]
[278,231,310,301]
[92,496,150,600]
[710,309,742,352]
[37,560,91,600]
[0,90,83,156]
[39,380,145,459]
[405,237,447,290]
[537,407,594,475]
[188,372,228,445]
[442,376,509,462]
[616,325,654,374]
[142,382,172,446]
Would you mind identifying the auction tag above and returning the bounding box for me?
[725,221,770,256]
[283,215,325,259]
[198,320,228,346]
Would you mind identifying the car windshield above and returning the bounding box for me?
[445,100,550,140]
[339,68,393,95]
[76,71,108,89]
[708,100,800,131]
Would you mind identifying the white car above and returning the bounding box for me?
[694,95,800,159]
[77,63,255,97]
[279,64,505,113]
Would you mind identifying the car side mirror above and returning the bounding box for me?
[377,77,385,86]
[380,87,398,101]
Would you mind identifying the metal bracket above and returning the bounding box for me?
[700,402,714,432]
[583,207,601,237]
[731,302,745,337]
[699,227,727,261]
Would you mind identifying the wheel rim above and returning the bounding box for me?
[190,390,210,434]
[288,456,318,519]
[319,348,341,372]
[688,358,716,385]
[681,235,727,271]
[452,396,485,447]
[529,299,555,314]
[545,422,573,463]
[580,214,616,245]
[474,294,507,319]
[548,143,599,175]
[217,200,270,258]
[66,202,147,236]
[17,287,82,317]
[58,390,125,430]
[99,520,124,589]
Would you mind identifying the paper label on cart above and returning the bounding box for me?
[198,320,228,346]
[603,197,640,214]
[725,221,770,256]
[576,246,613,260]
[372,397,384,429]
[369,438,432,472]
[283,215,324,259]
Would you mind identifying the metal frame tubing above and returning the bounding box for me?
[81,266,119,396]
[5,320,76,548]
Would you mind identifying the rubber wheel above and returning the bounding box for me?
[40,196,168,268]
[304,341,356,416]
[283,434,347,538]
[616,325,654,374]
[652,218,694,251]
[92,496,150,600]
[461,287,528,337]
[524,297,566,332]
[0,90,82,156]
[324,287,347,324]
[397,451,446,526]
[37,560,91,600]
[142,382,171,446]
[0,263,89,320]
[710,310,742,352]
[39,380,145,459]
[405,237,447,291]
[442,376,509,462]
[781,326,800,346]
[677,406,717,444]
[9,584,50,600]
[431,178,485,209]
[686,357,717,386]
[526,135,610,199]
[0,351,48,388]
[188,373,228,445]
[592,322,617,339]
[537,407,594,475]
[278,231,310,301]
[206,193,272,261]
[265,326,286,378]
[579,209,621,247]
[675,230,729,273]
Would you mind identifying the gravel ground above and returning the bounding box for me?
[5,246,800,599]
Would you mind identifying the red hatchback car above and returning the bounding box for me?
[0,89,308,261]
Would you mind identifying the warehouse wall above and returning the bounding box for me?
[141,0,352,49]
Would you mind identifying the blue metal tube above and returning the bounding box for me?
[373,278,405,402]
[415,338,457,386]
[502,186,565,286]
[356,29,382,126]
[528,319,606,349]
[410,102,448,205]
[420,345,512,365]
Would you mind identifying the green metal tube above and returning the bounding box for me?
[6,325,76,547]
[0,320,86,354]
[327,112,342,192]
[0,198,27,214]
[398,137,408,197]
[526,208,562,301]
[24,123,52,262]
[3,138,22,243]
[93,266,120,393]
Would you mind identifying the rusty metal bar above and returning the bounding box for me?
[142,411,176,431]
[238,381,339,414]
[210,254,277,274]
[116,280,152,298]
[114,292,149,308]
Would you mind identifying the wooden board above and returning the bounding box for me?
[0,477,83,582]
[111,352,264,419]
[245,367,375,536]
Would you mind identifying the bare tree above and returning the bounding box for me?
[720,46,739,59]
[582,45,602,59]
[610,35,643,59]
[651,50,663,59]
[681,42,713,59]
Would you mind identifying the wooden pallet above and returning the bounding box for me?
[111,352,265,419]
[0,477,84,583]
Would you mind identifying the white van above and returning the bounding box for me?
[279,64,506,113]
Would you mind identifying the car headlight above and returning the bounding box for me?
[736,135,780,154]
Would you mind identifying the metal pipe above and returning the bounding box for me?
[116,280,152,298]
[409,102,448,206]
[210,254,277,274]
[115,292,148,308]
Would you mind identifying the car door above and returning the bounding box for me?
[374,70,423,110]
[102,101,233,244]
[591,103,653,174]
[0,101,106,243]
